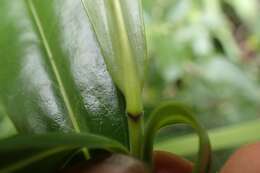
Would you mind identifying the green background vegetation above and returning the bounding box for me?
[142,0,260,172]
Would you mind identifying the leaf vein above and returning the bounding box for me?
[25,0,81,133]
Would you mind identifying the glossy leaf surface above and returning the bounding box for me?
[0,133,128,173]
[0,0,128,144]
[143,102,211,173]
[82,0,147,114]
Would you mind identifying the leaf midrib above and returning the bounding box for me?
[25,0,81,133]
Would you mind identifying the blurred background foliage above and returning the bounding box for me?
[1,0,260,172]
[142,0,260,171]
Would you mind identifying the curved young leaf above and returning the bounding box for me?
[0,133,128,173]
[82,0,147,115]
[143,102,211,173]
[0,0,128,145]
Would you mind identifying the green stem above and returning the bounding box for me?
[127,112,144,158]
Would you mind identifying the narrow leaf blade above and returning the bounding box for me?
[82,0,147,114]
[0,133,128,173]
[144,102,211,173]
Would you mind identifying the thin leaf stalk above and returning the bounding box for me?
[107,0,145,158]
[127,112,144,158]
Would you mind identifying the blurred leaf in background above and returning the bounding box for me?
[142,0,260,172]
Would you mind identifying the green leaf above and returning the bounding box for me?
[82,0,147,115]
[0,0,128,145]
[155,118,260,156]
[0,133,128,173]
[143,102,211,173]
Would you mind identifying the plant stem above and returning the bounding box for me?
[127,112,144,158]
